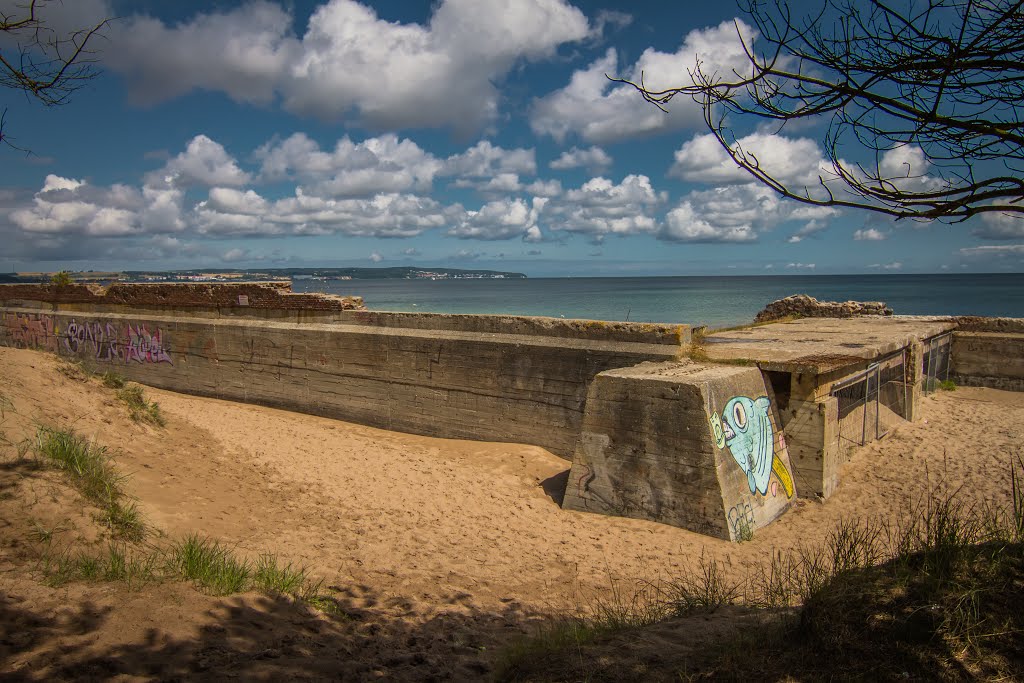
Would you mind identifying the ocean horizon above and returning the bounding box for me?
[292,272,1024,329]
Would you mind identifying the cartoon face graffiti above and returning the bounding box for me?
[721,396,775,495]
[713,395,795,499]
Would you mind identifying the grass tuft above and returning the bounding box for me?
[253,553,313,595]
[56,359,90,382]
[116,384,165,427]
[663,552,740,615]
[500,457,1024,681]
[494,618,602,682]
[100,371,126,389]
[42,543,159,589]
[35,426,146,541]
[169,534,252,595]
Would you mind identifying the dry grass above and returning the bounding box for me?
[498,457,1024,681]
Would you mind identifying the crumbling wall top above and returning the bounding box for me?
[0,281,365,311]
[754,294,892,323]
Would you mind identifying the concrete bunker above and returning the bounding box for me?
[1,282,1020,541]
[561,361,796,541]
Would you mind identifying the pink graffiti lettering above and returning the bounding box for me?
[3,312,57,352]
[58,318,171,365]
[125,323,172,364]
[61,319,124,362]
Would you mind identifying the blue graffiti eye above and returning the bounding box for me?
[733,402,747,429]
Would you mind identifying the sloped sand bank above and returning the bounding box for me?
[1,346,1022,680]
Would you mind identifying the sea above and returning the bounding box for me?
[291,273,1024,330]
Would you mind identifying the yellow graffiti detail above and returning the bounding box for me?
[771,455,794,499]
[710,412,725,449]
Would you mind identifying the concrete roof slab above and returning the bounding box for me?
[701,316,957,373]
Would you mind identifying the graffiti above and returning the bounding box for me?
[728,501,755,539]
[576,464,596,498]
[63,319,122,361]
[61,318,172,365]
[2,312,58,352]
[710,395,794,499]
[125,323,172,364]
[710,411,726,449]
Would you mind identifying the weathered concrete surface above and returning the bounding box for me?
[339,310,689,345]
[701,316,957,373]
[701,317,956,500]
[951,316,1024,334]
[952,331,1024,391]
[562,361,796,540]
[6,285,996,538]
[0,307,684,459]
[754,294,892,323]
[0,281,365,313]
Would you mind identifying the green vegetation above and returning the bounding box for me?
[168,536,323,597]
[499,459,1024,681]
[685,326,757,367]
[25,428,327,606]
[170,534,254,594]
[37,534,325,602]
[48,270,72,287]
[38,533,324,601]
[253,553,320,596]
[56,358,91,381]
[122,266,527,280]
[34,426,145,541]
[495,580,667,680]
[939,379,957,391]
[55,362,165,426]
[116,383,165,426]
[41,543,160,589]
[100,371,127,389]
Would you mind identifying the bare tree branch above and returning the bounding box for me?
[614,0,1024,222]
[1,0,109,149]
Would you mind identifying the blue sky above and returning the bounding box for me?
[1,0,1021,276]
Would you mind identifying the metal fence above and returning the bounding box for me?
[831,351,909,457]
[922,332,952,394]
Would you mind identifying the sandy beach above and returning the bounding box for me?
[2,344,1023,680]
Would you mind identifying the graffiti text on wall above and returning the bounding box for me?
[711,395,794,499]
[61,319,173,365]
[2,312,58,352]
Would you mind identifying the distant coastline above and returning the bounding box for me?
[0,266,527,283]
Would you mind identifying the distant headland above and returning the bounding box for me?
[0,266,527,284]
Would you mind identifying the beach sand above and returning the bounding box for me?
[1,345,1022,679]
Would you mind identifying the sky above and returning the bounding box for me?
[0,0,1021,277]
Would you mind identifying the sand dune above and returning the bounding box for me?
[1,345,1022,680]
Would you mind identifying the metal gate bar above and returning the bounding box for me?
[831,350,909,457]
[922,333,952,395]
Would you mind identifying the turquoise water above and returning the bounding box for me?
[291,274,1024,329]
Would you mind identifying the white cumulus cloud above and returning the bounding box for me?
[545,174,665,238]
[662,201,757,243]
[9,174,184,237]
[156,135,252,187]
[549,146,612,170]
[669,133,829,189]
[972,211,1024,240]
[448,197,545,241]
[854,228,889,241]
[530,20,754,143]
[106,0,590,134]
[959,244,1024,257]
[659,184,836,243]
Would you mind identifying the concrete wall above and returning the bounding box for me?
[951,331,1024,391]
[0,281,364,312]
[562,361,796,540]
[0,303,686,459]
[15,284,1012,538]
